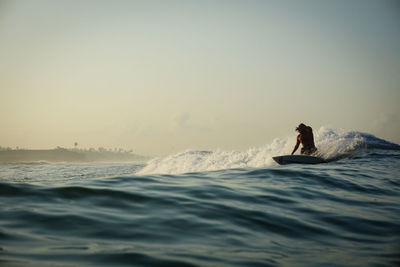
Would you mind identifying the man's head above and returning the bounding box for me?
[296,123,307,132]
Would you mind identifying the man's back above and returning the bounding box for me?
[299,126,315,149]
[292,124,317,155]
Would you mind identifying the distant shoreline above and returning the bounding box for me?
[0,148,149,163]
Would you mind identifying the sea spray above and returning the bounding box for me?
[138,127,400,174]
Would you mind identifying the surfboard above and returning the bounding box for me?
[272,155,326,165]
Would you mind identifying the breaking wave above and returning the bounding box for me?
[138,127,400,174]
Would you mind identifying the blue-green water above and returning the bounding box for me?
[1,130,400,266]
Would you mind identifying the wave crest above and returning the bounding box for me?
[137,127,400,174]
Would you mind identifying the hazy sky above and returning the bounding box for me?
[1,0,399,155]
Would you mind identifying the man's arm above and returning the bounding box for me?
[291,136,300,155]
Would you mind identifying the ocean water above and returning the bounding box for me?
[1,128,399,266]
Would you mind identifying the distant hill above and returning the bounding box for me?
[0,147,149,163]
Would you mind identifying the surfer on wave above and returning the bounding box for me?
[291,123,317,155]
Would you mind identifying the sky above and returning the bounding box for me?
[0,0,399,155]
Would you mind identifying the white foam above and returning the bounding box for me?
[137,127,398,175]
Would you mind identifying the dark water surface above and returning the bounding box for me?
[1,150,400,266]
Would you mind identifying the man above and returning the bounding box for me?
[291,123,317,155]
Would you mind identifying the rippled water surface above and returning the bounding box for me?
[1,131,400,266]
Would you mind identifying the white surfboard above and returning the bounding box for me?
[273,155,326,165]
